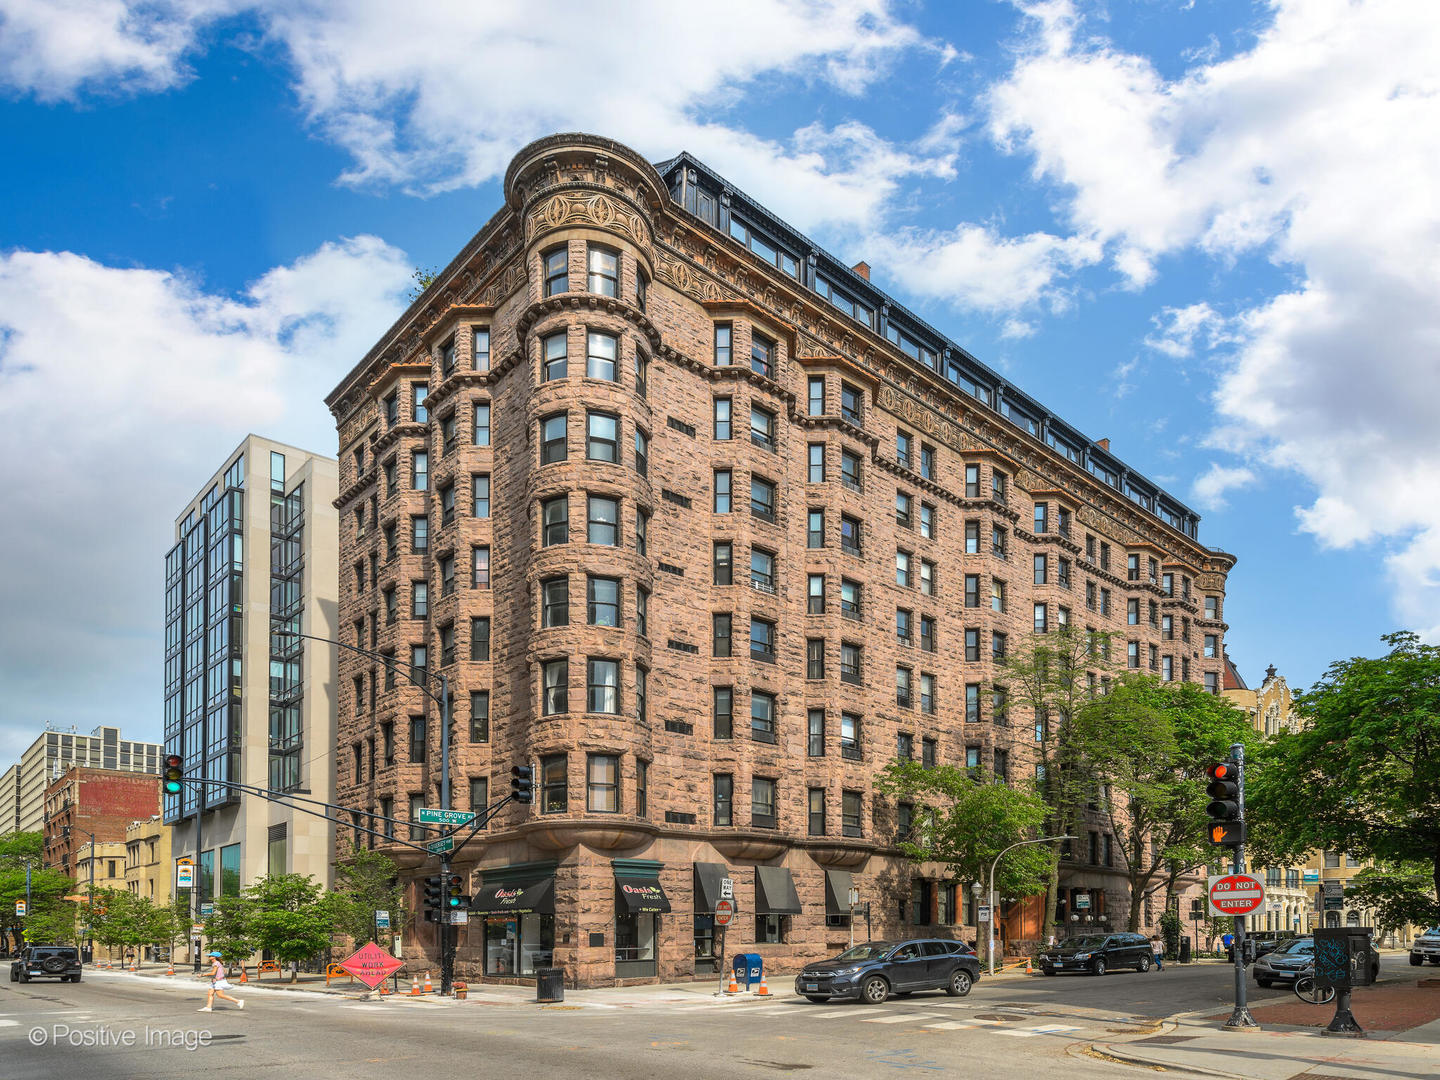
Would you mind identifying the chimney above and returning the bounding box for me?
[851,261,870,281]
[1096,438,1110,451]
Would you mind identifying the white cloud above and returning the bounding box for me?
[993,0,1440,637]
[1190,463,1256,511]
[1143,302,1230,359]
[0,239,410,761]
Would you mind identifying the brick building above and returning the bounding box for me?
[42,767,160,880]
[325,133,1235,986]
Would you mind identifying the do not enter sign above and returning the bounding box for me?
[1208,873,1265,917]
[714,899,735,927]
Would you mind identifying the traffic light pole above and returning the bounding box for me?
[1223,743,1259,1030]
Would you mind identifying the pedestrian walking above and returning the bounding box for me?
[1150,935,1165,971]
[198,951,244,1012]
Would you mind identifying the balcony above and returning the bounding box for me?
[749,577,776,595]
[841,476,862,494]
[840,539,862,557]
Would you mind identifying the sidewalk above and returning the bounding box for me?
[1096,1005,1439,1080]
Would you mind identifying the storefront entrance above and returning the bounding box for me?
[613,859,670,979]
[471,861,558,978]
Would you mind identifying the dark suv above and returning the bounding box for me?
[795,938,981,1004]
[11,945,83,983]
[1037,933,1153,976]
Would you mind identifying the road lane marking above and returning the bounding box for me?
[861,1013,930,1024]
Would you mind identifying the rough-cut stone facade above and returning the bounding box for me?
[326,133,1235,986]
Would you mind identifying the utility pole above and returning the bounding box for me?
[1223,743,1259,1029]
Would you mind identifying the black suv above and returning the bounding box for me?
[1037,933,1153,976]
[11,945,83,983]
[795,938,981,1004]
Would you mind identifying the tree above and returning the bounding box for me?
[330,844,407,950]
[1344,863,1437,937]
[1246,632,1440,929]
[204,895,256,968]
[994,624,1117,939]
[407,266,438,302]
[0,832,73,951]
[1069,676,1256,930]
[245,873,336,981]
[875,760,1053,900]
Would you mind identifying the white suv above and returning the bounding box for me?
[1410,928,1440,966]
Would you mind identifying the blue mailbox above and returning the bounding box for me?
[733,952,762,989]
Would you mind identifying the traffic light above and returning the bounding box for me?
[510,764,533,804]
[162,754,184,795]
[422,875,444,923]
[445,874,468,911]
[1205,761,1244,846]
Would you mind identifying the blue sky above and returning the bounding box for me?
[1,0,1436,760]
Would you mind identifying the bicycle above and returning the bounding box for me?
[1293,968,1335,1004]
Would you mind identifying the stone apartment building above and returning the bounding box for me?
[326,133,1234,986]
[42,766,160,880]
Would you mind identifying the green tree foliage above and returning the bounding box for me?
[1344,864,1438,936]
[1246,632,1440,928]
[407,266,438,302]
[1070,675,1256,930]
[244,873,336,981]
[875,760,1052,898]
[330,844,407,950]
[204,895,256,967]
[0,832,78,949]
[993,624,1117,938]
[89,889,179,965]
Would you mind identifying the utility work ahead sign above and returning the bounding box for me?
[1208,873,1266,917]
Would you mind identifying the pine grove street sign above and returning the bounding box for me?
[1208,873,1266,917]
[426,837,455,855]
[417,808,476,826]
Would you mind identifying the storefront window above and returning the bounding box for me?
[755,914,787,943]
[616,912,657,974]
[694,915,715,967]
[483,913,554,976]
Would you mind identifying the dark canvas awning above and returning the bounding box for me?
[824,870,854,915]
[694,862,731,913]
[755,866,802,914]
[614,859,672,914]
[478,875,555,915]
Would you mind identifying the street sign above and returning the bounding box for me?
[1208,873,1266,917]
[15,900,26,916]
[719,877,734,900]
[1075,894,1091,910]
[848,887,860,908]
[977,905,991,922]
[191,923,205,934]
[446,910,469,925]
[337,941,405,990]
[176,863,194,888]
[1323,881,1344,910]
[714,898,735,927]
[426,837,455,855]
[375,910,391,929]
[417,808,476,826]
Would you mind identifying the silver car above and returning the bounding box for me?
[1253,936,1379,987]
[1410,927,1440,966]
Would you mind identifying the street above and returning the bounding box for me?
[4,957,1421,1080]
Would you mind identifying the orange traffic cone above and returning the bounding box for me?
[379,979,391,995]
[1025,956,1033,975]
[166,961,175,976]
[755,973,771,997]
[239,966,248,984]
[409,973,421,996]
[423,971,434,993]
[726,970,740,994]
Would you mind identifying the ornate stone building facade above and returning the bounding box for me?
[326,134,1235,986]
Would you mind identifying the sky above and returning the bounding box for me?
[2,0,1437,764]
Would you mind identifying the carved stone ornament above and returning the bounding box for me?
[527,191,651,250]
[876,384,964,452]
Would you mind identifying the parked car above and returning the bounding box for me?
[10,945,83,983]
[794,938,981,1004]
[1251,934,1299,961]
[1409,927,1440,966]
[1253,936,1380,987]
[1037,933,1154,976]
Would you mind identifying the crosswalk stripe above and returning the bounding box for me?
[861,1013,929,1024]
[0,1020,19,1027]
[752,1006,805,1014]
[992,1029,1039,1037]
[1031,1025,1080,1033]
[806,1009,857,1018]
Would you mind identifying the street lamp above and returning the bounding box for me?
[986,835,1076,977]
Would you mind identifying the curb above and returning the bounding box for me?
[1090,1042,1251,1080]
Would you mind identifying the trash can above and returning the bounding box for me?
[733,953,762,991]
[536,967,564,1003]
[1178,937,1192,964]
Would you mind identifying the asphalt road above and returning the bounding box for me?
[1,956,1414,1079]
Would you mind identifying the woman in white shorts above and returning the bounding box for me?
[199,951,245,1012]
